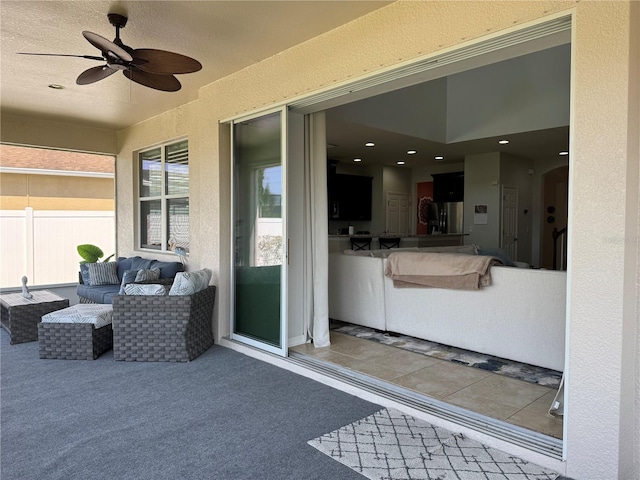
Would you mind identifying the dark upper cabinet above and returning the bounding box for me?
[432,171,464,202]
[328,173,373,221]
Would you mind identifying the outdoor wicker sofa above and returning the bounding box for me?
[112,285,216,362]
[77,256,184,304]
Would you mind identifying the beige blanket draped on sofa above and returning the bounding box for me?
[384,252,501,290]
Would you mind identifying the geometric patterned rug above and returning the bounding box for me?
[332,322,563,389]
[308,408,560,480]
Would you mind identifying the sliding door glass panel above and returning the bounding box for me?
[232,111,285,351]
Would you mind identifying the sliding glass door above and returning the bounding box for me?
[231,108,287,356]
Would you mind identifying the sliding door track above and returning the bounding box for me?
[288,350,563,460]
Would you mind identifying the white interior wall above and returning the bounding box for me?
[328,78,448,142]
[446,44,570,143]
[463,152,501,248]
[500,153,534,264]
[326,46,570,146]
[383,166,412,197]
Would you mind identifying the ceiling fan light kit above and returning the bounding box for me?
[20,13,201,92]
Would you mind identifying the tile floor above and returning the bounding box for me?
[290,331,563,439]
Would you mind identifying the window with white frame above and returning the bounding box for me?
[138,139,189,254]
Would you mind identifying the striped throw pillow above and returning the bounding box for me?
[87,262,119,286]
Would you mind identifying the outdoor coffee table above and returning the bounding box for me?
[0,291,69,344]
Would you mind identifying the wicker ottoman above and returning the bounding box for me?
[38,304,114,360]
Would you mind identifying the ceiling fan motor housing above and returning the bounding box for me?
[107,13,128,29]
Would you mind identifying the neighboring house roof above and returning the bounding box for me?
[0,144,114,175]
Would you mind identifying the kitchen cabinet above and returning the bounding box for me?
[432,171,464,202]
[328,173,373,221]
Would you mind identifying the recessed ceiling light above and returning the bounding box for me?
[407,150,417,155]
[498,139,510,145]
[559,151,569,156]
[434,156,444,160]
[353,158,362,162]
[397,161,405,165]
[48,84,65,90]
[365,142,375,147]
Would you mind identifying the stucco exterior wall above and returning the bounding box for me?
[113,3,639,478]
[0,173,114,210]
[1,1,637,478]
[112,2,639,477]
[0,113,118,154]
[568,2,638,478]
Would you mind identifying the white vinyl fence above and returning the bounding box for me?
[0,208,115,288]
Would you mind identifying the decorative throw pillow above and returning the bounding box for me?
[79,263,92,285]
[168,268,212,296]
[134,268,161,283]
[118,269,139,295]
[88,262,119,286]
[124,283,167,296]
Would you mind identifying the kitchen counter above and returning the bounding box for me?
[328,234,466,252]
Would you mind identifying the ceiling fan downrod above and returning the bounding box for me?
[107,13,131,53]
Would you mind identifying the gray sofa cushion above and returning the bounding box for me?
[116,257,154,280]
[116,256,183,281]
[77,284,120,304]
[153,260,184,279]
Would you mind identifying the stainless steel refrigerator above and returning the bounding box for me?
[427,202,464,234]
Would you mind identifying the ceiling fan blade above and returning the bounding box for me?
[18,52,105,61]
[76,65,117,85]
[123,69,181,92]
[132,49,202,75]
[82,31,133,62]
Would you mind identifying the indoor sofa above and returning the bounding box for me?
[77,256,184,304]
[328,248,567,371]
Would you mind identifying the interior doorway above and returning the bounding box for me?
[501,185,519,260]
[540,166,569,270]
[385,192,410,235]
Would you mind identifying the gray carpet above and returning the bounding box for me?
[0,330,381,480]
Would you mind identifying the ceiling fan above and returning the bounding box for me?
[19,13,202,92]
